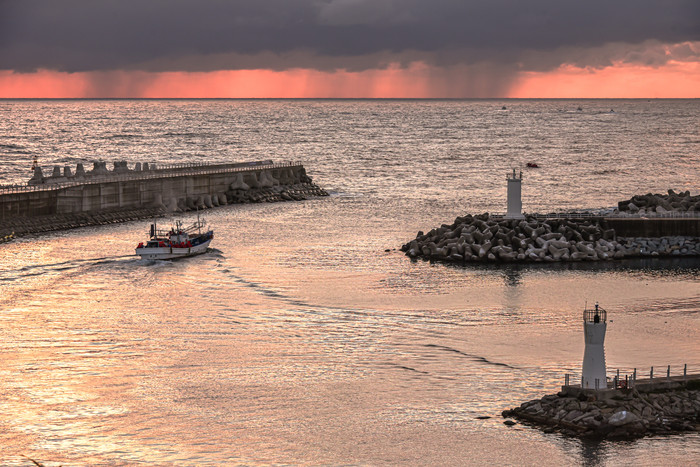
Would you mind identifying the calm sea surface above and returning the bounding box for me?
[0,99,699,465]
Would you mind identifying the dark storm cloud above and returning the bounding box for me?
[0,0,698,72]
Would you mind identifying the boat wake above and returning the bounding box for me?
[424,343,517,369]
[0,255,139,281]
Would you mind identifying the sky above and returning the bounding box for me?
[0,0,698,98]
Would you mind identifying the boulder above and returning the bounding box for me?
[548,244,567,260]
[259,170,275,188]
[230,173,250,191]
[165,197,179,212]
[479,241,492,258]
[244,172,260,188]
[608,410,639,426]
[177,198,188,211]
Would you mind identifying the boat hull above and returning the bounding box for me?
[136,238,212,260]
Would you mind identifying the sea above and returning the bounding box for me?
[0,99,698,466]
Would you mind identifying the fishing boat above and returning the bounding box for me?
[135,216,213,260]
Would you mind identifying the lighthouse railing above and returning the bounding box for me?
[564,364,694,390]
[583,306,606,323]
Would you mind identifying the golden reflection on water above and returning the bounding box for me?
[1,212,699,465]
[1,97,700,464]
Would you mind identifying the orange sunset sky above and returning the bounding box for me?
[0,1,698,98]
[1,61,699,98]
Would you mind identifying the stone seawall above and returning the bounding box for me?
[402,190,700,264]
[0,160,328,237]
[401,213,700,264]
[502,379,700,440]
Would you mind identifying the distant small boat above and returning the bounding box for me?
[136,216,213,260]
[501,106,507,110]
[526,162,539,168]
[577,106,583,111]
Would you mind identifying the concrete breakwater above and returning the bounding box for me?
[0,207,167,238]
[0,160,328,237]
[401,213,700,264]
[502,379,700,440]
[617,189,700,215]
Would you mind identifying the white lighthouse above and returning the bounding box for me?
[505,168,524,219]
[582,303,607,390]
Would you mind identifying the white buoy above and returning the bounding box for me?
[582,303,607,390]
[505,168,524,219]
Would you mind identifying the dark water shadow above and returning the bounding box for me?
[579,439,607,466]
[438,257,700,278]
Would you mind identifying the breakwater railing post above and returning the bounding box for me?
[633,368,637,387]
[667,365,671,381]
[684,364,687,380]
[565,373,570,386]
[650,366,654,386]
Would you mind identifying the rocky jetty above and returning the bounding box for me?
[401,213,700,263]
[163,182,327,213]
[502,382,700,440]
[618,189,700,215]
[221,169,327,207]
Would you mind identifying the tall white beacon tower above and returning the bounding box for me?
[505,169,524,219]
[582,303,607,390]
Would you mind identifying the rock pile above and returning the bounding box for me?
[622,236,700,257]
[618,189,700,215]
[502,385,700,439]
[162,182,327,213]
[226,183,327,204]
[401,214,700,263]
